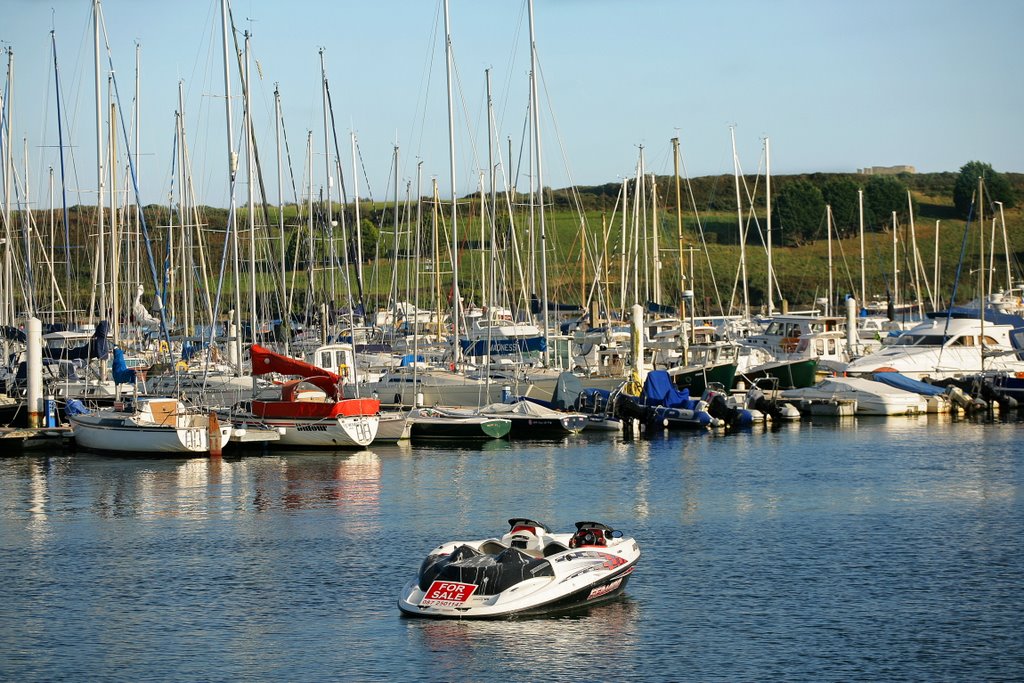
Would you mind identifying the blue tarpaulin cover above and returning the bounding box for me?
[641,370,697,409]
[873,371,945,396]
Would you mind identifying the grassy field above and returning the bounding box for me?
[49,173,1023,322]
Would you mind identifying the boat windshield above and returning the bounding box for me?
[894,334,948,346]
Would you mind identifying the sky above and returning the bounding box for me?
[2,0,1023,209]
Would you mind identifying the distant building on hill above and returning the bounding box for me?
[858,165,916,175]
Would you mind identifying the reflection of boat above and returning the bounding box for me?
[398,518,640,619]
[407,407,511,441]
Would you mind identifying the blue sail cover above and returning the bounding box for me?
[873,372,945,396]
[459,336,546,357]
[112,348,136,385]
[2,326,27,343]
[42,320,111,361]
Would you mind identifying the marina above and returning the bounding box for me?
[0,0,1022,678]
[1,416,1021,680]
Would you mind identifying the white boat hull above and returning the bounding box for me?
[69,413,231,454]
[244,414,379,448]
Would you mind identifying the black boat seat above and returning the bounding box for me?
[479,540,507,555]
[542,540,569,557]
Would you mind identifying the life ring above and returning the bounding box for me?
[159,340,169,354]
[175,360,188,372]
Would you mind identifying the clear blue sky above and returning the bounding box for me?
[3,0,1022,208]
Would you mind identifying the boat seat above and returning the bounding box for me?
[542,540,569,557]
[569,528,607,548]
[479,540,507,555]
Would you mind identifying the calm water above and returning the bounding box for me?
[1,416,1022,681]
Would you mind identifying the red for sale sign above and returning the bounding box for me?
[420,581,478,607]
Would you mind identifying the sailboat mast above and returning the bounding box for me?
[109,93,118,342]
[907,190,923,318]
[274,84,287,355]
[22,137,35,317]
[1,48,10,328]
[891,211,898,313]
[765,136,774,315]
[933,220,940,310]
[94,0,107,326]
[306,130,314,330]
[528,0,550,363]
[858,189,866,305]
[244,31,257,351]
[443,0,461,365]
[319,49,335,326]
[729,126,749,319]
[996,201,1010,293]
[978,177,985,371]
[134,42,141,294]
[351,131,364,294]
[671,137,685,318]
[219,0,243,373]
[826,204,834,316]
[485,68,497,312]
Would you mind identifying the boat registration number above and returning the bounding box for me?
[421,581,477,607]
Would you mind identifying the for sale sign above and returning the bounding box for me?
[420,581,478,608]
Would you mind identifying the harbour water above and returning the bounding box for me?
[1,416,1022,681]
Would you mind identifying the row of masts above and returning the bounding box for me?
[0,1,1015,374]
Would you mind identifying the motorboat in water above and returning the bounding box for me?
[615,370,719,430]
[781,376,928,416]
[844,310,1024,381]
[398,518,640,619]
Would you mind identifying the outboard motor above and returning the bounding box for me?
[704,388,753,430]
[746,387,786,422]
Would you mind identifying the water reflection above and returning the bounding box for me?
[408,597,640,678]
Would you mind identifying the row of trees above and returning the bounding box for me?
[775,161,1016,246]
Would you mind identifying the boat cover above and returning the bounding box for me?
[112,348,136,385]
[478,401,565,418]
[418,544,554,597]
[641,370,696,409]
[872,371,946,396]
[250,343,341,385]
[550,371,584,410]
[42,321,110,361]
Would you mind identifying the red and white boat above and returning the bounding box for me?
[237,344,380,449]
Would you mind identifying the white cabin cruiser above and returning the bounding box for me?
[844,312,1024,381]
[398,519,640,619]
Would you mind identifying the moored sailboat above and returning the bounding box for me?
[233,344,380,449]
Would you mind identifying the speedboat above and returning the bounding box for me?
[398,518,640,619]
